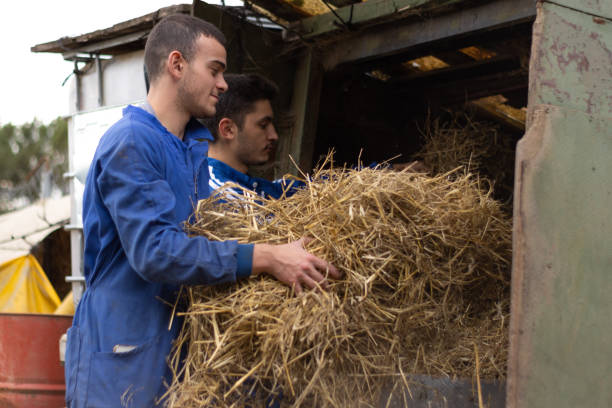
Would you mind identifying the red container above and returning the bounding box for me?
[0,313,73,408]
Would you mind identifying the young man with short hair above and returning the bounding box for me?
[65,15,339,408]
[203,73,307,199]
[203,74,426,200]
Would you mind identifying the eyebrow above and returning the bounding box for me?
[258,115,274,123]
[209,60,226,70]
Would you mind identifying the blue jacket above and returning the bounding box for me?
[65,106,253,407]
[208,157,306,200]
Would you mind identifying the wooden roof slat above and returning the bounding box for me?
[289,0,462,39]
[31,4,190,55]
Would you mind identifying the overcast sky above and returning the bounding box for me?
[0,1,238,126]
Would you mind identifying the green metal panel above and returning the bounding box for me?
[511,105,612,408]
[509,1,612,407]
[548,0,612,20]
[527,2,612,122]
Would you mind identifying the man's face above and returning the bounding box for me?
[179,35,228,118]
[233,99,279,167]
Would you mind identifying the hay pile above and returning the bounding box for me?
[413,112,517,203]
[164,163,511,407]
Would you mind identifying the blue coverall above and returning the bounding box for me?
[64,105,253,407]
[208,157,306,199]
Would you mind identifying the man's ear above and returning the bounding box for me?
[167,50,184,79]
[218,118,237,141]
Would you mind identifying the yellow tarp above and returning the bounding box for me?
[54,290,75,315]
[0,254,60,313]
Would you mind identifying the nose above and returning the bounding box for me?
[268,124,278,141]
[217,74,228,93]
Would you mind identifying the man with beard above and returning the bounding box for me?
[65,15,339,408]
[204,73,427,200]
[204,73,306,200]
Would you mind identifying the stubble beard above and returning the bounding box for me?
[179,81,216,119]
[236,132,270,167]
[238,148,269,167]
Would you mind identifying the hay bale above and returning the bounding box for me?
[164,163,511,407]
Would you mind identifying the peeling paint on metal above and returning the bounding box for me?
[509,1,612,407]
[550,39,591,73]
[529,2,612,117]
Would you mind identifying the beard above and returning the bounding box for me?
[178,79,216,119]
[235,132,275,167]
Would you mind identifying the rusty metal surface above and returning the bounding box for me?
[0,314,73,408]
[527,1,612,124]
[548,0,612,19]
[509,2,612,408]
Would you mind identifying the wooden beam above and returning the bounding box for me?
[470,98,526,132]
[291,0,461,39]
[59,30,150,60]
[31,4,190,54]
[277,49,324,175]
[431,50,476,66]
[387,55,521,87]
[421,70,528,107]
[321,0,535,70]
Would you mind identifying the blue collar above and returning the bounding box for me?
[208,157,251,186]
[184,118,213,145]
[124,105,213,147]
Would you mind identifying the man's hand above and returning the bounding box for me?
[252,238,341,294]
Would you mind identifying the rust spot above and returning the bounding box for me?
[540,79,571,104]
[551,39,590,74]
[585,91,595,115]
[593,17,605,25]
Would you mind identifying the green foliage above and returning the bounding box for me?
[0,117,68,213]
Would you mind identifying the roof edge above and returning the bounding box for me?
[31,4,191,54]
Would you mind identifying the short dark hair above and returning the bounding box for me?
[202,74,279,141]
[144,14,226,83]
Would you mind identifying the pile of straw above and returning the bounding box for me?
[413,112,517,203]
[164,163,511,407]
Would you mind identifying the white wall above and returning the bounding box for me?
[66,49,147,304]
[68,50,147,114]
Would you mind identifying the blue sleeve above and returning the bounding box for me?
[96,132,252,285]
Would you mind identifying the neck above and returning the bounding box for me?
[208,144,248,174]
[146,81,190,140]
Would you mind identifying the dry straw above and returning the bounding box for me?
[414,111,517,204]
[163,157,511,407]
